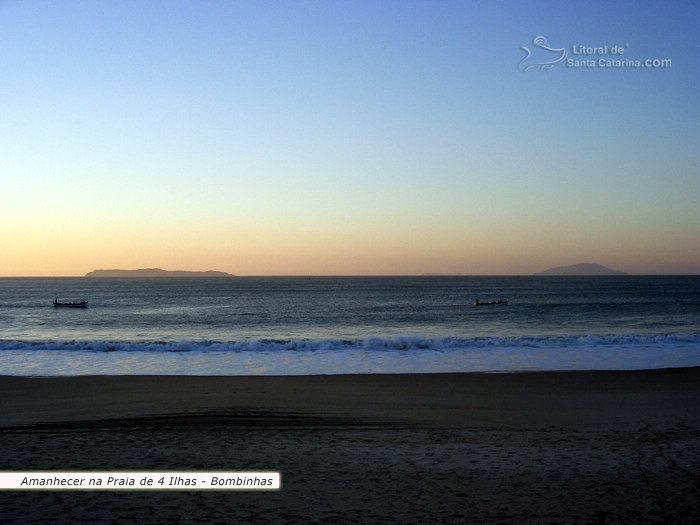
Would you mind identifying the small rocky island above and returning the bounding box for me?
[85,269,235,278]
[534,263,628,276]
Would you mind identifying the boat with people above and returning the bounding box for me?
[53,299,88,308]
[474,298,508,306]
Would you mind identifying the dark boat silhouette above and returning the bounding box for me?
[474,299,508,306]
[53,299,88,308]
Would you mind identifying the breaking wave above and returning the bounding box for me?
[2,332,699,354]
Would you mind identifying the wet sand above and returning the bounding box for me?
[1,369,699,523]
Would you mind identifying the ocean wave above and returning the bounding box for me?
[1,333,699,354]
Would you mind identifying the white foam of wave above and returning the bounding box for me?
[1,333,699,376]
[1,332,699,353]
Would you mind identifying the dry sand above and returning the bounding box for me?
[1,369,699,524]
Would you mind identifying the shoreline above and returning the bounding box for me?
[2,367,700,430]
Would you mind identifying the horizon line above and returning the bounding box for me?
[3,273,700,278]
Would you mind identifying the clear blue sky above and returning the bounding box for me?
[2,0,698,275]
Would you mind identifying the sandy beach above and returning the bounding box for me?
[1,369,699,523]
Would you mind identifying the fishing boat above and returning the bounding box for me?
[53,299,88,308]
[474,299,508,306]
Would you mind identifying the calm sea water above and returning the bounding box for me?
[1,276,699,375]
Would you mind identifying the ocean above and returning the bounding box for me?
[1,276,699,376]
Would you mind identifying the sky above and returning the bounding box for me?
[1,0,699,276]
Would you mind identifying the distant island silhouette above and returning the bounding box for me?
[534,263,627,276]
[85,269,235,278]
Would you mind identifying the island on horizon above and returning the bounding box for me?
[534,263,628,276]
[85,268,235,278]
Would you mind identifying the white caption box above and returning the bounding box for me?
[0,472,280,490]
